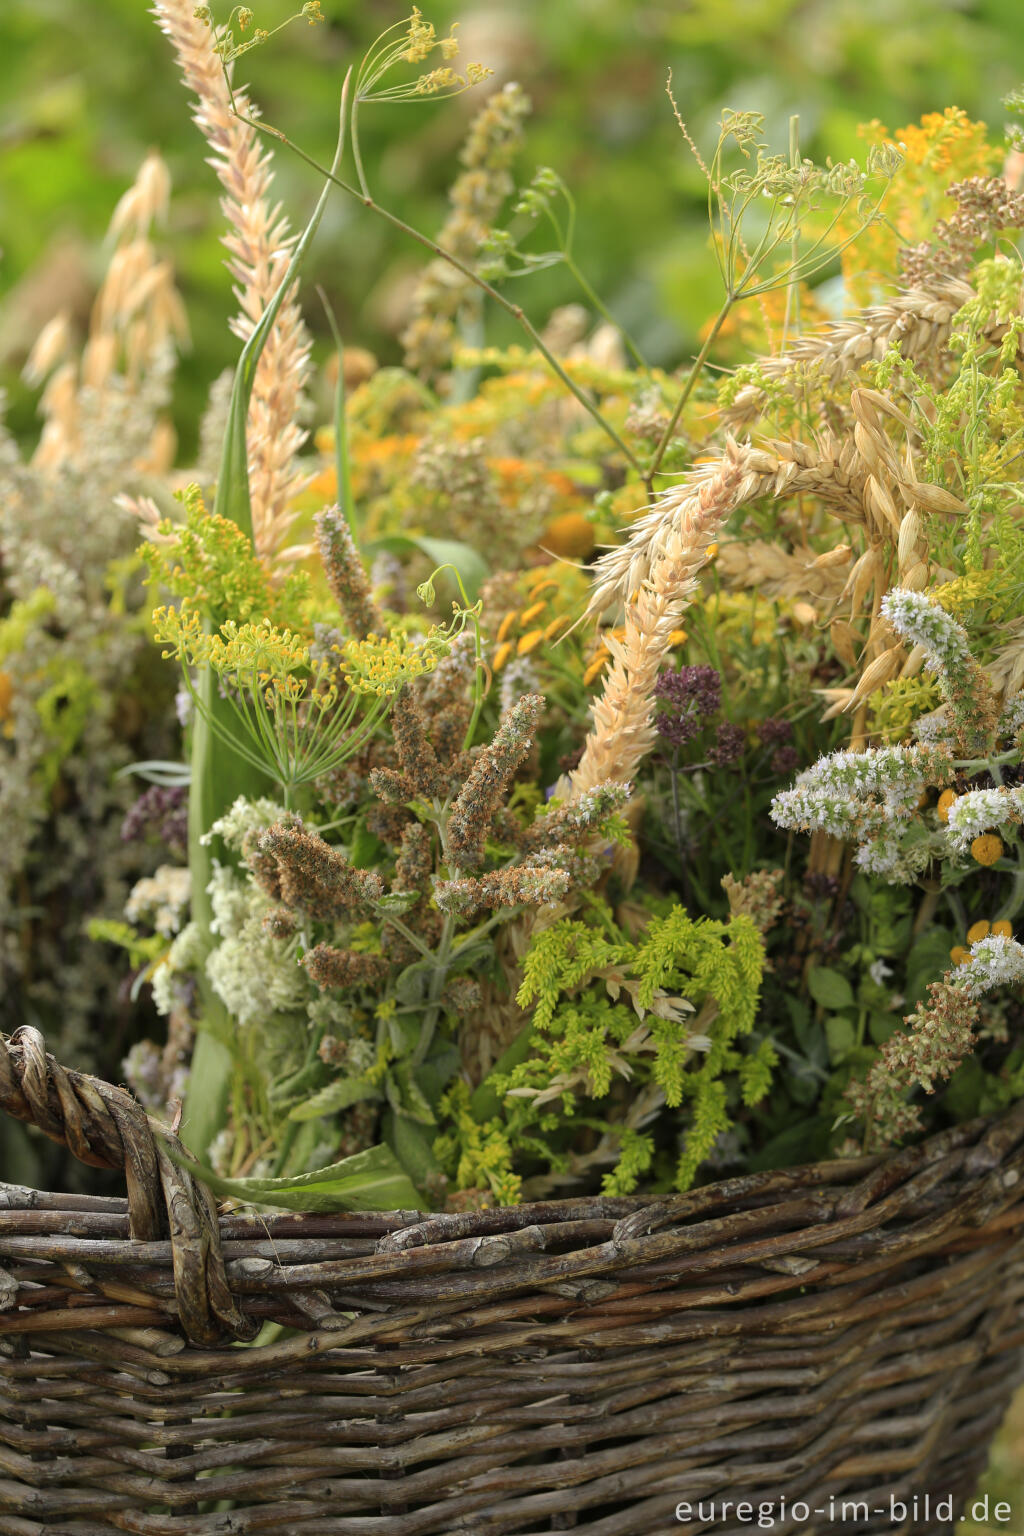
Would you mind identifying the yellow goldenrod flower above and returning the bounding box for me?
[668,629,687,646]
[966,920,991,944]
[496,611,518,644]
[971,833,1004,866]
[492,640,513,671]
[706,542,719,560]
[950,945,970,966]
[519,601,547,626]
[937,788,957,824]
[992,920,1014,938]
[517,628,545,656]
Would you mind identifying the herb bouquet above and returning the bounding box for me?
[4,7,1024,1532]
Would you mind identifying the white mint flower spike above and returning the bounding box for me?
[959,935,1024,999]
[945,786,1024,852]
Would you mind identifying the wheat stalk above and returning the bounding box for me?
[588,434,874,618]
[153,0,313,560]
[28,150,186,472]
[571,445,747,795]
[721,276,984,428]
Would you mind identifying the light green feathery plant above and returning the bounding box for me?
[444,900,771,1201]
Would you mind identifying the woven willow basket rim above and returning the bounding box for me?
[4,1024,1024,1533]
[3,1022,1024,1342]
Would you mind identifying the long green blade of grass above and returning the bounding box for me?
[180,88,349,1157]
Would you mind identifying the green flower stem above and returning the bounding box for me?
[412,910,455,1069]
[228,106,643,477]
[646,300,732,488]
[380,913,435,962]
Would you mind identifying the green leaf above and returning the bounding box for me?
[470,1022,535,1120]
[386,1061,436,1125]
[824,1015,856,1063]
[348,817,386,869]
[367,534,489,602]
[905,928,955,1008]
[807,967,855,1011]
[288,1076,382,1122]
[868,1011,901,1045]
[394,959,433,1006]
[165,1141,423,1213]
[375,890,421,915]
[384,1109,440,1183]
[414,1043,460,1113]
[784,994,813,1053]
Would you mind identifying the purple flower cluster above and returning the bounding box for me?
[758,716,799,776]
[121,785,188,859]
[654,665,722,747]
[709,721,746,766]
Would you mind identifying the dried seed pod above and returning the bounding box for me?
[897,509,925,572]
[902,561,930,592]
[900,643,928,678]
[849,643,904,705]
[811,544,853,569]
[866,475,902,537]
[818,687,857,720]
[830,618,861,669]
[903,481,968,517]
[842,547,882,619]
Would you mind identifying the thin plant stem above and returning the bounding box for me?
[225,101,643,476]
[645,299,732,489]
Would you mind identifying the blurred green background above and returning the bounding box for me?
[4,0,1024,459]
[4,2,1024,1527]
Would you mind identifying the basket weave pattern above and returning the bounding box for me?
[2,1025,1024,1535]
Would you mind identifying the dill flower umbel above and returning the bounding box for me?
[338,628,451,696]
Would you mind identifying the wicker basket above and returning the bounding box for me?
[2,1025,1024,1535]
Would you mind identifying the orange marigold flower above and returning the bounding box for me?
[539,511,594,559]
[517,628,545,656]
[971,833,1003,867]
[950,946,971,966]
[966,920,991,944]
[583,653,609,687]
[992,920,1014,939]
